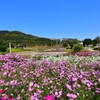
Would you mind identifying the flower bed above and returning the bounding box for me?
[0,54,100,100]
[65,50,100,57]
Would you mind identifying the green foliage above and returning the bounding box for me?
[93,36,100,46]
[72,44,84,52]
[0,30,57,47]
[83,38,92,47]
[62,38,80,49]
[64,49,72,52]
[62,42,69,48]
[0,45,7,52]
[7,48,24,52]
[33,55,42,60]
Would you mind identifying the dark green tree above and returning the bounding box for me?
[93,36,100,46]
[83,38,92,47]
[65,38,79,49]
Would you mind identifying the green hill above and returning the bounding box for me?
[0,30,56,47]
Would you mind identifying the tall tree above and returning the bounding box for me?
[66,38,79,49]
[93,36,100,46]
[83,38,92,47]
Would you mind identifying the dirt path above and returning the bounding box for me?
[14,51,67,57]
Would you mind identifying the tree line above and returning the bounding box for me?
[62,36,100,49]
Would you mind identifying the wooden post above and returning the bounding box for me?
[9,42,11,53]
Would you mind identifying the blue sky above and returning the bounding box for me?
[0,0,100,40]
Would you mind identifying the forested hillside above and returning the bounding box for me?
[0,30,56,47]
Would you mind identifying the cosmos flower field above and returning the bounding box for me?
[0,51,100,100]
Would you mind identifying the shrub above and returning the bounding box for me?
[0,45,7,52]
[62,42,69,48]
[72,44,84,52]
[33,55,42,60]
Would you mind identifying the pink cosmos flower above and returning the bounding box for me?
[29,82,33,87]
[59,91,62,95]
[28,87,33,92]
[55,92,58,96]
[17,95,21,100]
[72,77,77,82]
[66,84,72,91]
[44,95,54,100]
[2,93,9,99]
[37,89,42,93]
[96,88,100,94]
[67,93,77,99]
[98,78,100,82]
[10,80,17,86]
[3,72,7,77]
[77,84,80,87]
[30,96,35,100]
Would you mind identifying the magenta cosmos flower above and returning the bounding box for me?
[44,95,54,100]
[9,98,15,100]
[0,98,5,100]
[0,89,4,94]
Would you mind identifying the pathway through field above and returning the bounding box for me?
[14,51,67,57]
